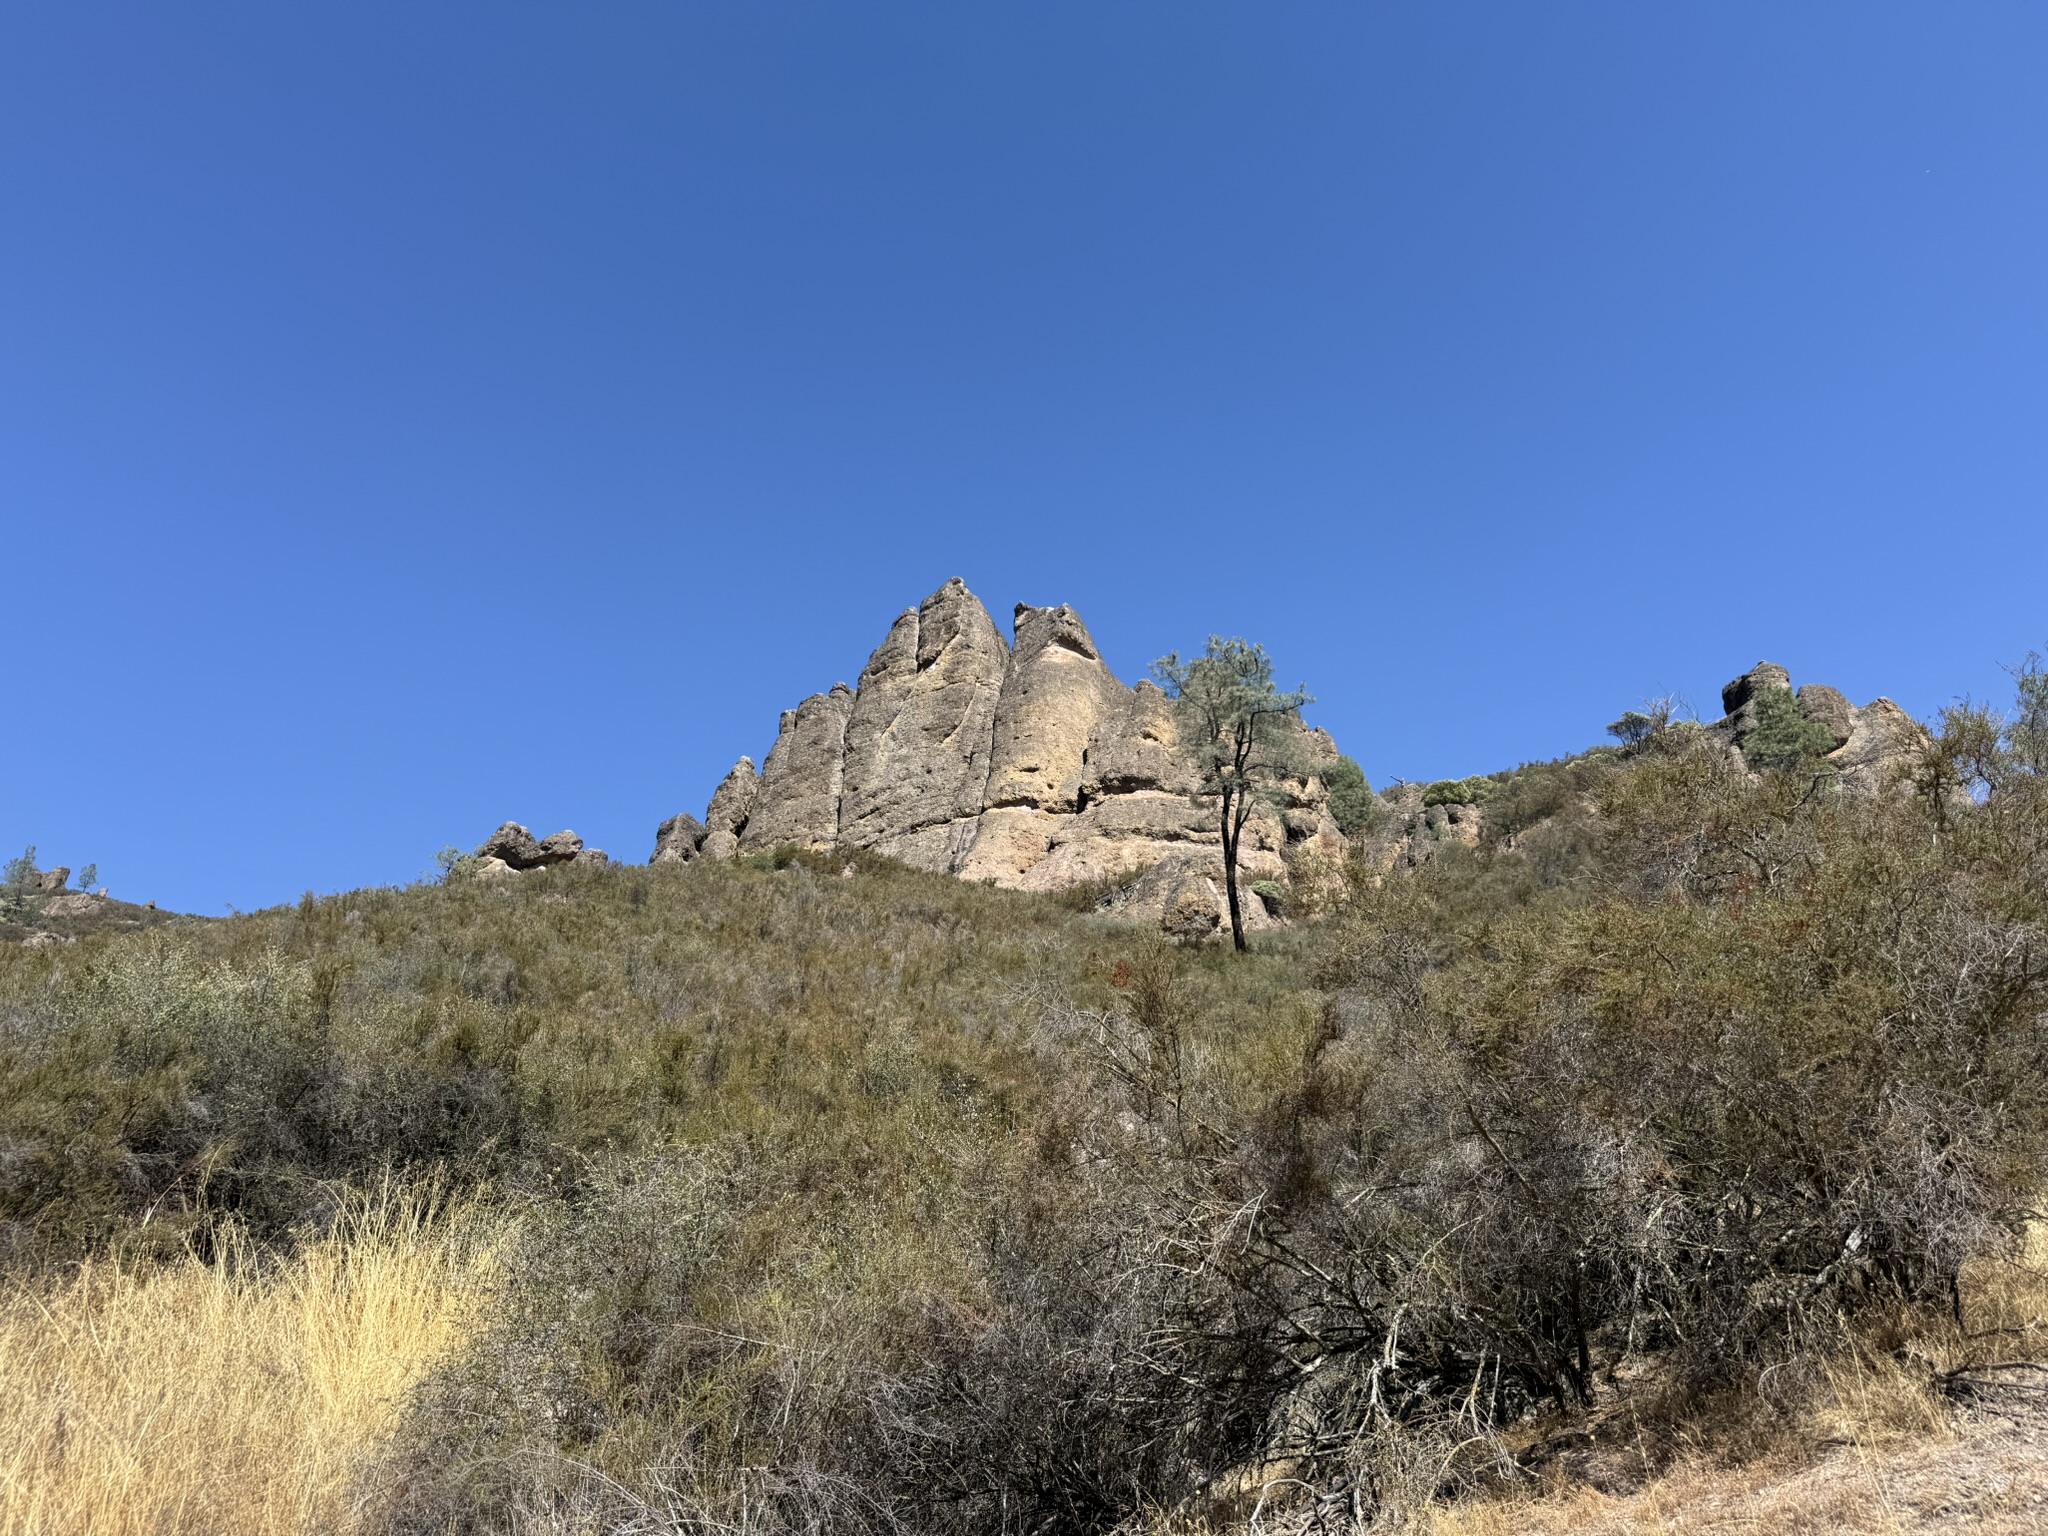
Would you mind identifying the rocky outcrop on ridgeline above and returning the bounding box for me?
[653,578,1351,934]
[838,579,1011,870]
[1713,661,1930,792]
[653,583,1936,935]
[1359,660,1934,875]
[475,822,607,878]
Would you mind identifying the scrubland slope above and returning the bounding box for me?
[1,667,2043,1535]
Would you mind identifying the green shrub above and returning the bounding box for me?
[1743,686,1839,774]
[1321,755,1376,835]
[1421,775,1498,808]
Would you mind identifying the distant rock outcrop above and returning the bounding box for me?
[657,577,1343,936]
[656,585,1933,938]
[477,822,605,878]
[1712,661,1929,791]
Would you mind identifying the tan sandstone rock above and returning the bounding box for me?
[982,603,1128,813]
[697,757,761,861]
[1831,696,1927,794]
[743,684,856,852]
[838,578,1009,870]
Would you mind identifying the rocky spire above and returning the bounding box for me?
[836,577,1009,870]
[742,683,856,853]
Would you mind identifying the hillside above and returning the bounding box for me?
[0,656,2043,1535]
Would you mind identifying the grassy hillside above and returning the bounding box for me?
[1,666,2044,1535]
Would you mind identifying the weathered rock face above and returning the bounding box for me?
[1712,663,1928,789]
[1831,696,1927,794]
[1795,684,1856,750]
[658,578,1348,935]
[983,604,1128,814]
[36,868,69,895]
[743,684,855,852]
[480,822,602,874]
[697,758,761,862]
[651,812,706,865]
[839,579,1010,870]
[1721,662,1794,725]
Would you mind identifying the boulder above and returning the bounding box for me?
[537,831,585,864]
[480,823,547,870]
[698,757,761,862]
[1831,697,1928,795]
[651,812,706,865]
[572,848,609,867]
[1796,684,1856,751]
[1721,662,1794,719]
[37,867,69,895]
[743,684,855,852]
[473,856,518,880]
[838,578,1009,869]
[41,892,100,918]
[1718,662,1795,744]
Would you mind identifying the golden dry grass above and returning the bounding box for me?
[0,1184,506,1536]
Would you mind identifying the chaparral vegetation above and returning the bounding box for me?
[1,659,2044,1535]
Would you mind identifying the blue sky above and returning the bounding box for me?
[6,4,2045,913]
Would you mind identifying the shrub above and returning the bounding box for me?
[1422,775,1499,808]
[1321,755,1377,835]
[1742,686,1839,774]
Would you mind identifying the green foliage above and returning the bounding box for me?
[1152,635,1314,951]
[75,864,96,893]
[3,846,37,891]
[1321,754,1376,835]
[1606,698,1672,749]
[1,846,41,927]
[1249,878,1286,914]
[1742,685,1839,773]
[1149,636,1314,792]
[1421,774,1498,807]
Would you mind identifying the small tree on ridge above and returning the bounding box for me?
[1152,636,1313,952]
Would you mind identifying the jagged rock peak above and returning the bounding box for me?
[837,578,1009,868]
[656,577,1347,939]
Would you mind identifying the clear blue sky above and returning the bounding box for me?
[6,5,2045,913]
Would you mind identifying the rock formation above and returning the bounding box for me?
[1713,661,1929,791]
[657,584,1934,939]
[476,822,606,878]
[654,577,1345,934]
[838,578,1010,870]
[743,686,855,852]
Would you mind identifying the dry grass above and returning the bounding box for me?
[0,1184,506,1536]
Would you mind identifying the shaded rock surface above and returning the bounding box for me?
[697,758,761,863]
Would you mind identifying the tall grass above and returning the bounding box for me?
[0,1184,504,1536]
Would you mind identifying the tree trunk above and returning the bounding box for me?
[1220,788,1247,952]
